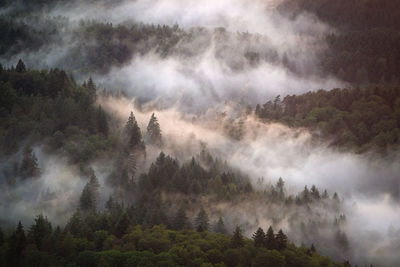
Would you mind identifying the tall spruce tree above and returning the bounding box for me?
[172,205,190,230]
[115,212,130,238]
[265,226,276,250]
[275,229,288,251]
[146,113,162,146]
[253,227,266,248]
[231,225,244,248]
[20,146,40,178]
[125,112,143,150]
[86,77,96,103]
[214,217,227,234]
[79,173,100,212]
[9,221,26,262]
[15,59,26,73]
[28,214,52,250]
[195,207,210,232]
[97,105,109,136]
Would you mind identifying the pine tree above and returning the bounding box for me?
[87,77,96,103]
[231,225,244,248]
[97,105,109,136]
[214,217,227,234]
[125,112,144,150]
[195,207,210,232]
[20,146,40,178]
[105,196,114,212]
[335,230,349,254]
[333,192,340,201]
[275,229,288,251]
[276,177,285,201]
[265,226,276,250]
[310,243,316,252]
[15,59,26,73]
[15,221,26,255]
[322,189,329,199]
[147,113,162,146]
[115,212,130,238]
[80,183,95,212]
[302,186,311,203]
[66,210,83,237]
[28,214,52,249]
[252,227,266,247]
[310,185,320,200]
[172,205,189,230]
[79,173,100,212]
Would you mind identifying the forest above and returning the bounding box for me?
[0,0,399,266]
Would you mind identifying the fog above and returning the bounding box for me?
[1,0,399,266]
[100,96,400,266]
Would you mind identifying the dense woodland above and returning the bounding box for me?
[1,0,400,85]
[0,214,348,267]
[255,85,400,153]
[0,63,351,266]
[1,0,399,266]
[279,0,400,84]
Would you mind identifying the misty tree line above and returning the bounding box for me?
[0,62,354,265]
[255,85,400,153]
[279,0,400,84]
[3,0,400,86]
[0,211,352,267]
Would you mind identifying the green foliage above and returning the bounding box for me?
[256,86,400,152]
[146,113,162,146]
[20,145,40,178]
[279,0,400,84]
[230,226,244,248]
[28,214,52,250]
[124,111,144,151]
[0,64,117,162]
[0,215,348,267]
[252,227,266,248]
[195,208,210,232]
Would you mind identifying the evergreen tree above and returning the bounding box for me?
[87,77,96,103]
[231,225,244,248]
[310,243,316,252]
[20,146,40,178]
[276,177,285,200]
[115,212,130,238]
[310,185,320,199]
[125,112,143,150]
[172,205,189,230]
[195,207,210,232]
[11,221,26,259]
[80,183,94,212]
[335,230,349,254]
[333,192,340,201]
[105,196,114,212]
[97,105,109,136]
[214,217,227,234]
[322,189,329,199]
[15,59,26,73]
[252,227,266,248]
[302,186,311,203]
[146,113,162,146]
[79,173,100,212]
[28,214,52,249]
[275,229,288,251]
[265,226,276,250]
[66,210,84,237]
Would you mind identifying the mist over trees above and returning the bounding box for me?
[0,0,399,266]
